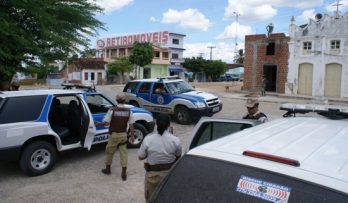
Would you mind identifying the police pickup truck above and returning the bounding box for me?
[123,77,223,124]
[0,88,154,176]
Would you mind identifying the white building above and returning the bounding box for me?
[286,12,348,98]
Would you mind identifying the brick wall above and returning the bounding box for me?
[243,33,289,93]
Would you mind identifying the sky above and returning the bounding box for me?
[90,0,348,63]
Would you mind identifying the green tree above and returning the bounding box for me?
[107,57,133,83]
[129,42,154,79]
[0,0,105,90]
[184,57,226,81]
[81,48,97,58]
[233,49,244,64]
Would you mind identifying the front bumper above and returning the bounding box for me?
[190,103,223,118]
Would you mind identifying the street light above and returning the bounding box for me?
[207,46,216,60]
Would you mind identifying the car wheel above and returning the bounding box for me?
[175,106,191,124]
[127,123,148,148]
[19,141,56,176]
[129,101,139,107]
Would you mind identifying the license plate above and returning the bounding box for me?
[212,106,219,112]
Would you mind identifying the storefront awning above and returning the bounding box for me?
[169,66,184,73]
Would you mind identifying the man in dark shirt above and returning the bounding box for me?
[243,98,268,123]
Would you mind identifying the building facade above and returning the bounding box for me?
[96,31,186,79]
[287,12,348,98]
[244,33,289,93]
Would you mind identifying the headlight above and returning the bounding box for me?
[195,101,206,108]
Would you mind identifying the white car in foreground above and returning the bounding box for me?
[151,103,348,202]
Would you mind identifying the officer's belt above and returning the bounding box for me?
[144,162,174,172]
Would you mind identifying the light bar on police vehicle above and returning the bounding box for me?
[280,103,348,119]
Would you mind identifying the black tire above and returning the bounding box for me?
[175,106,191,124]
[127,123,148,148]
[129,100,139,107]
[19,141,57,176]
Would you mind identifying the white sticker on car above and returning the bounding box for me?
[236,175,291,203]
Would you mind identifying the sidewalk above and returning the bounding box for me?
[194,82,348,106]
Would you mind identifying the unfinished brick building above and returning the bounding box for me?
[244,33,289,94]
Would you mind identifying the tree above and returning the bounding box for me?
[233,49,244,64]
[81,48,97,58]
[107,57,133,83]
[0,0,105,90]
[129,42,154,79]
[184,57,226,81]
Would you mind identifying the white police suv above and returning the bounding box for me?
[0,88,154,176]
[123,77,223,124]
[151,103,348,202]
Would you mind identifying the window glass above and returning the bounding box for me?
[153,83,168,94]
[152,156,348,202]
[330,40,340,49]
[0,95,47,124]
[91,72,95,80]
[84,72,88,80]
[138,82,152,93]
[172,38,179,45]
[155,51,160,58]
[212,122,252,140]
[166,81,194,94]
[123,82,139,93]
[190,122,212,149]
[86,94,114,114]
[172,53,179,59]
[162,52,169,59]
[303,42,312,50]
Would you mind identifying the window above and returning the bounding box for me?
[172,38,179,45]
[331,40,340,49]
[85,94,114,114]
[153,83,168,94]
[91,72,95,80]
[172,53,179,59]
[154,51,160,58]
[123,82,139,93]
[152,156,348,202]
[189,121,253,150]
[0,95,47,124]
[138,82,152,93]
[303,41,312,50]
[84,72,89,80]
[266,42,275,55]
[162,52,169,59]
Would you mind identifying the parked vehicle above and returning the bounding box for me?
[151,104,348,202]
[123,77,223,124]
[216,75,233,82]
[0,88,154,176]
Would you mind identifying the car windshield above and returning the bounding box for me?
[165,81,195,94]
[152,155,348,202]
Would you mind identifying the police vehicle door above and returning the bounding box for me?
[150,82,172,113]
[83,93,114,150]
[137,82,153,111]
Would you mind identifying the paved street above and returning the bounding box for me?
[0,83,346,203]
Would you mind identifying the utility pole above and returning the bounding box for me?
[207,46,216,60]
[233,12,241,54]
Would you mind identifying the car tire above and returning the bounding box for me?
[175,106,191,124]
[129,101,139,107]
[127,123,148,148]
[19,141,57,176]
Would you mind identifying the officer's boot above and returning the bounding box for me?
[101,165,111,175]
[121,167,127,181]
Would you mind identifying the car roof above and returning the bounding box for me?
[131,78,184,83]
[0,89,84,97]
[187,117,348,194]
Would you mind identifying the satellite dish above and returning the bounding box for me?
[315,13,323,21]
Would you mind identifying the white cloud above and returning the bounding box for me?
[224,0,323,20]
[94,0,133,13]
[149,16,158,22]
[184,42,242,63]
[216,22,253,40]
[162,9,212,31]
[298,9,316,22]
[326,0,348,13]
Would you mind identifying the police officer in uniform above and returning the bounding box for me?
[96,94,134,181]
[243,98,268,123]
[138,114,181,202]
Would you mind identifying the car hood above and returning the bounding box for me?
[177,90,218,101]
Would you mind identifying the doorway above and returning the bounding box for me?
[143,68,151,79]
[263,65,277,92]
